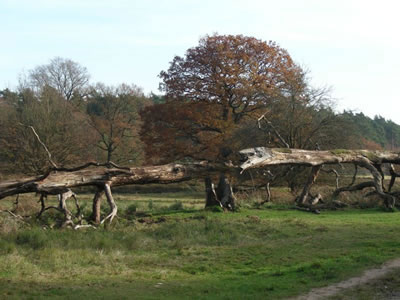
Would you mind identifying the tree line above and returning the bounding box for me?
[0,34,398,178]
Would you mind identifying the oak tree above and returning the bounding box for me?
[159,34,302,124]
[142,34,303,208]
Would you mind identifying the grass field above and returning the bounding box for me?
[0,190,400,299]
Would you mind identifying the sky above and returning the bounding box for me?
[1,0,399,123]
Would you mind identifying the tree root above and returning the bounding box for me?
[36,189,83,227]
[295,166,321,205]
[389,164,400,192]
[333,181,375,198]
[100,183,118,225]
[321,167,340,189]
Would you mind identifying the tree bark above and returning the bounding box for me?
[91,189,104,224]
[389,164,400,192]
[216,174,236,210]
[1,148,399,221]
[240,148,400,209]
[204,175,236,210]
[0,161,226,200]
[296,166,321,205]
[239,148,400,170]
[333,181,375,198]
[102,183,117,224]
[204,177,220,207]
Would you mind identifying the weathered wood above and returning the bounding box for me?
[91,189,104,224]
[1,148,399,220]
[239,148,400,170]
[389,164,400,192]
[0,161,226,200]
[215,174,236,210]
[296,166,321,205]
[333,181,375,198]
[321,167,340,189]
[240,148,400,210]
[204,177,221,208]
[101,183,117,225]
[2,148,398,200]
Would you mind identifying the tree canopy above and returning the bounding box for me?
[26,57,90,101]
[142,34,308,164]
[86,83,150,164]
[159,34,302,123]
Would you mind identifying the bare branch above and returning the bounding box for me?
[321,167,340,189]
[257,114,290,148]
[20,124,58,169]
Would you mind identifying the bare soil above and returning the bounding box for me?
[294,258,400,300]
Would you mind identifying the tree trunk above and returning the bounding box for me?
[296,166,321,205]
[102,183,117,224]
[205,177,220,207]
[91,189,104,224]
[240,148,400,210]
[1,148,400,222]
[204,174,236,210]
[216,174,236,210]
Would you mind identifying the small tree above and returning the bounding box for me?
[87,83,149,164]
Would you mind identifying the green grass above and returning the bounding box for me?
[1,192,400,299]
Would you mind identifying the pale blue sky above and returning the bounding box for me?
[1,0,399,123]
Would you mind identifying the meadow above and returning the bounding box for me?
[0,188,400,299]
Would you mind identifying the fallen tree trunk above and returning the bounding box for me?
[239,148,400,169]
[0,161,229,224]
[3,148,398,200]
[240,148,400,210]
[0,161,227,200]
[1,148,399,223]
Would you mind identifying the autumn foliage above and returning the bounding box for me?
[160,34,302,122]
[141,101,235,164]
[142,34,304,164]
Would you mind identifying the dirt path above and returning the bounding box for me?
[293,258,400,300]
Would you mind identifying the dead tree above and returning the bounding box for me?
[239,148,400,210]
[37,189,81,226]
[0,161,230,224]
[1,148,400,223]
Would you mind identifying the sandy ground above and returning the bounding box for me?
[293,258,400,300]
